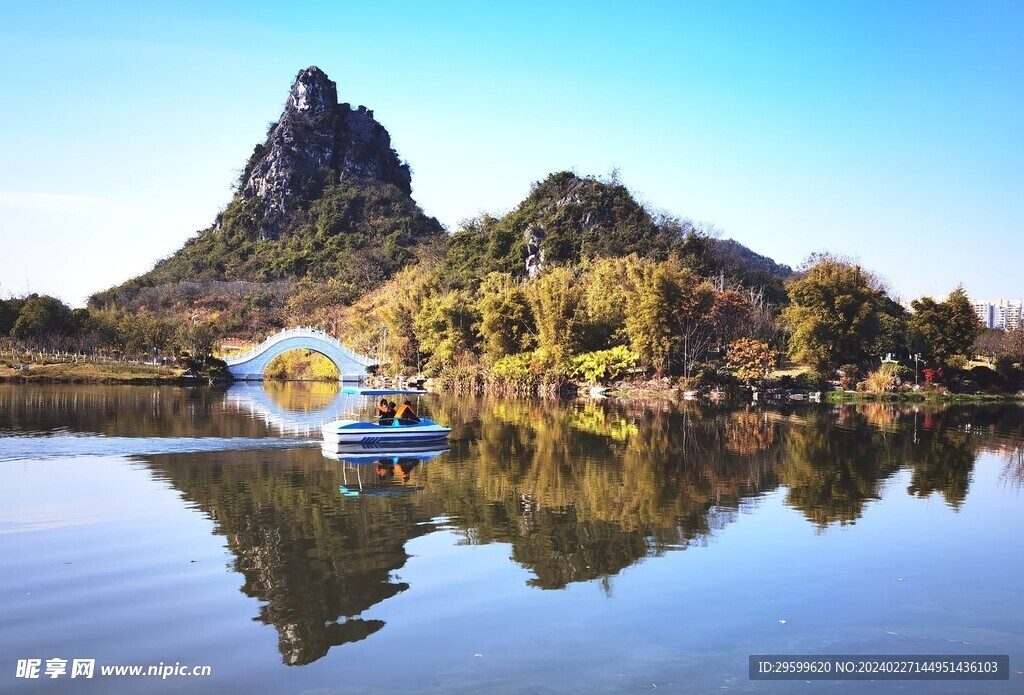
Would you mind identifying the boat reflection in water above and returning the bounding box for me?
[320,444,449,497]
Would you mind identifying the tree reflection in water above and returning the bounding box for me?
[138,394,1024,664]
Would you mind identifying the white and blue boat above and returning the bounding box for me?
[320,418,451,448]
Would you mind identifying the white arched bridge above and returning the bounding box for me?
[225,327,376,381]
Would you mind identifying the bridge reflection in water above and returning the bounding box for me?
[223,382,432,438]
[223,382,364,437]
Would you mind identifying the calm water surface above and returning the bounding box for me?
[1,383,1022,693]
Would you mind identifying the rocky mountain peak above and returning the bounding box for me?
[286,66,338,116]
[240,66,412,238]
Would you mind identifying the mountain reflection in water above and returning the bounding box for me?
[97,390,1022,666]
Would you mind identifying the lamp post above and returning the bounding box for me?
[914,353,921,387]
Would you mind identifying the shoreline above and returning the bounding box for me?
[4,365,1023,405]
[824,390,1024,404]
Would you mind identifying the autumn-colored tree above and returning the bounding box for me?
[726,338,777,384]
[973,328,1006,363]
[1005,328,1024,366]
[709,290,754,347]
[672,276,716,381]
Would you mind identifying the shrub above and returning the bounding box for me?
[946,354,968,371]
[864,362,907,393]
[865,368,895,393]
[436,363,484,393]
[837,363,861,390]
[968,365,999,391]
[891,364,913,383]
[490,353,537,384]
[994,355,1021,389]
[567,346,638,384]
[696,364,737,389]
[794,370,826,391]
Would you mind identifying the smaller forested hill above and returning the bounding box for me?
[441,172,683,287]
[439,171,789,300]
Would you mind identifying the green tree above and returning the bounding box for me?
[623,261,678,372]
[578,255,640,351]
[908,286,980,368]
[0,298,26,336]
[414,291,480,371]
[377,265,434,372]
[527,267,584,367]
[780,256,887,371]
[871,298,909,358]
[477,273,535,362]
[11,294,73,348]
[173,319,217,360]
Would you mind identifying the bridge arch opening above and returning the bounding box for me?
[224,327,376,382]
[264,348,340,381]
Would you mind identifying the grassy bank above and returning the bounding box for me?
[0,361,186,384]
[825,390,1023,404]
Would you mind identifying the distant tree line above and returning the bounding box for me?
[0,294,216,362]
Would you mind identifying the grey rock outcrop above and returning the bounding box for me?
[524,225,546,278]
[241,66,411,238]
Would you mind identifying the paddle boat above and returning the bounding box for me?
[321,417,451,448]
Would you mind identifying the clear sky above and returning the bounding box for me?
[1,1,1021,306]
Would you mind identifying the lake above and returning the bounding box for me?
[1,383,1022,693]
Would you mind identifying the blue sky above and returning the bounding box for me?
[1,1,1021,306]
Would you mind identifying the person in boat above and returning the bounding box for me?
[394,400,420,424]
[377,399,397,425]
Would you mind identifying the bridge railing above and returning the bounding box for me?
[224,326,375,366]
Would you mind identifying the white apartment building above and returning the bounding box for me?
[970,299,1023,330]
[972,300,994,328]
[995,299,1022,330]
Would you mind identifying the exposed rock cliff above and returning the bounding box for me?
[241,66,412,238]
